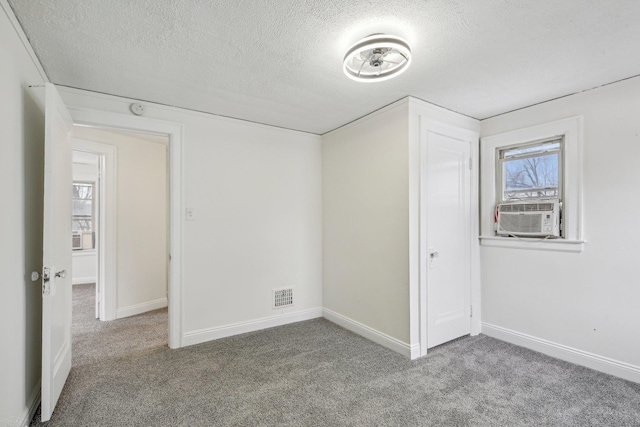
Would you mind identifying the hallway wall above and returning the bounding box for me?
[74,126,169,318]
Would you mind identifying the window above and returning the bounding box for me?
[72,182,95,250]
[498,137,563,202]
[480,117,584,252]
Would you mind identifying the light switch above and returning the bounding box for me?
[185,207,196,221]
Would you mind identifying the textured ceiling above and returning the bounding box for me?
[8,0,640,134]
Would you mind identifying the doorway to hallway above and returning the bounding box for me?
[71,126,170,324]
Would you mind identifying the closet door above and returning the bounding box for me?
[425,124,472,349]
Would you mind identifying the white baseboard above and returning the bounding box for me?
[322,308,419,359]
[116,298,167,319]
[72,276,96,285]
[482,322,640,384]
[16,380,41,427]
[182,307,323,347]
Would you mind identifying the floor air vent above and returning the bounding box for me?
[273,287,294,309]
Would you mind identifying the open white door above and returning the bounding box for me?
[40,83,74,421]
[426,128,472,349]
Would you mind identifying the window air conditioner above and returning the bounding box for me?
[496,201,560,237]
[72,233,82,250]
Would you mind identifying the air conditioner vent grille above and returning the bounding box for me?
[500,213,542,233]
[496,200,560,237]
[273,288,293,309]
[499,202,555,212]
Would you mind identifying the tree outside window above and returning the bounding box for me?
[499,139,562,202]
[72,182,95,249]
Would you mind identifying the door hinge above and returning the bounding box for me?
[470,305,473,317]
[469,158,473,170]
[42,267,51,295]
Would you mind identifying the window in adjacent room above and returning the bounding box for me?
[72,182,95,250]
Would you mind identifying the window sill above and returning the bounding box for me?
[72,249,96,257]
[479,236,585,253]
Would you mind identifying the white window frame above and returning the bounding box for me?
[497,137,564,204]
[480,116,584,252]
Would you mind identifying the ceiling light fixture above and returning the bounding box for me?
[343,34,412,83]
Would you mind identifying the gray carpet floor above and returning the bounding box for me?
[31,283,640,426]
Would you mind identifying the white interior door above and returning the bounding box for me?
[426,129,472,349]
[94,166,100,319]
[41,83,74,421]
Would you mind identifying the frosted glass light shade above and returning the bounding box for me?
[343,34,412,82]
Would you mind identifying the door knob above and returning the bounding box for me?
[31,267,51,282]
[31,268,64,282]
[32,267,54,295]
[430,251,439,259]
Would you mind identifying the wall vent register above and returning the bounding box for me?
[272,288,294,309]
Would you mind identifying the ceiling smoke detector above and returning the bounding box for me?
[343,34,412,82]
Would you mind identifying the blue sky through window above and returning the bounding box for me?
[502,142,560,200]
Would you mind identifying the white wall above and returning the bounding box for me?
[0,2,46,424]
[480,76,640,377]
[72,250,97,285]
[72,162,98,285]
[322,101,411,344]
[73,127,169,318]
[322,98,480,357]
[60,88,324,343]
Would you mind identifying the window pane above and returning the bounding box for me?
[503,153,559,200]
[72,219,92,232]
[72,182,95,249]
[73,183,93,199]
[73,199,93,216]
[503,141,560,159]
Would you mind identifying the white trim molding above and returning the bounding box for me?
[482,323,640,384]
[322,98,408,137]
[117,298,168,319]
[480,116,584,252]
[0,0,49,82]
[479,236,585,252]
[66,106,184,349]
[323,309,420,359]
[58,85,317,137]
[72,138,117,321]
[182,308,323,347]
[414,116,481,358]
[15,380,41,427]
[72,277,96,286]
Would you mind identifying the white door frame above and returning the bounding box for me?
[71,139,117,321]
[68,108,184,349]
[418,117,481,357]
